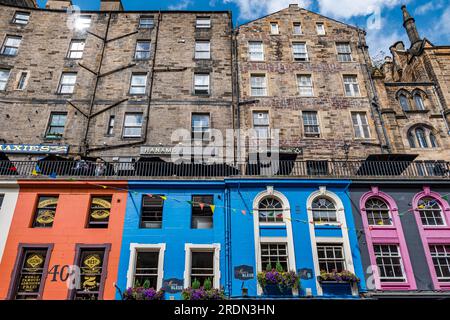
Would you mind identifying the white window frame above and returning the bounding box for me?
[374,244,406,283]
[250,74,267,97]
[270,22,279,35]
[297,74,313,96]
[139,16,154,29]
[293,22,302,35]
[75,15,91,31]
[126,243,166,290]
[336,43,352,62]
[194,73,210,95]
[252,111,270,139]
[343,75,360,97]
[195,41,211,60]
[292,42,308,62]
[58,72,77,94]
[13,11,30,25]
[430,245,450,282]
[67,40,85,59]
[123,113,143,138]
[196,17,211,29]
[184,244,221,289]
[135,40,151,60]
[316,23,325,35]
[352,112,370,139]
[248,41,264,61]
[129,73,148,95]
[302,111,320,137]
[0,69,11,91]
[1,36,22,56]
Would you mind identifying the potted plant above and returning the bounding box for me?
[317,270,360,284]
[123,280,165,300]
[181,278,226,300]
[257,263,300,296]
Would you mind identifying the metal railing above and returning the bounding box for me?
[0,160,449,179]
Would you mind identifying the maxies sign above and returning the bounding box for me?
[0,144,69,155]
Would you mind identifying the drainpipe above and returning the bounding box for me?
[232,28,242,164]
[357,30,392,154]
[224,184,232,298]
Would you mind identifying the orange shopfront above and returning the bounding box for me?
[0,180,127,300]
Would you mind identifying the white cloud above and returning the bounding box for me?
[317,0,410,19]
[168,0,192,10]
[415,0,445,15]
[431,6,450,38]
[223,0,312,20]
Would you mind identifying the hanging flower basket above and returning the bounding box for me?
[317,270,360,284]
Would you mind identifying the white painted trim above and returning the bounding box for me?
[252,189,297,295]
[184,243,221,289]
[0,183,19,264]
[126,243,166,290]
[306,187,357,296]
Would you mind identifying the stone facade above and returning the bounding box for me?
[0,3,233,161]
[373,6,450,161]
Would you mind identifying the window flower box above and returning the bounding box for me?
[317,270,360,284]
[257,264,300,297]
[123,287,165,300]
[182,278,226,300]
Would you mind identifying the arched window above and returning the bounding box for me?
[365,198,392,226]
[407,126,439,149]
[312,197,337,223]
[399,94,410,111]
[414,94,425,110]
[418,197,445,226]
[258,197,283,223]
[416,128,428,148]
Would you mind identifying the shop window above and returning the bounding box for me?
[261,243,288,271]
[71,248,106,300]
[133,251,160,288]
[87,196,112,229]
[317,244,345,273]
[140,195,164,229]
[374,244,405,282]
[32,196,58,228]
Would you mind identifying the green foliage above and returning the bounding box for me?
[275,262,284,273]
[265,263,272,272]
[203,278,212,291]
[143,279,151,289]
[192,278,201,290]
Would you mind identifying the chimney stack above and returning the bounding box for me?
[45,0,72,10]
[401,5,421,46]
[100,0,123,11]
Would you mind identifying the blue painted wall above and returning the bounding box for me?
[116,179,366,300]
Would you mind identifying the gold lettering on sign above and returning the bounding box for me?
[26,254,44,271]
[92,198,111,209]
[36,210,55,225]
[38,199,59,208]
[90,210,110,220]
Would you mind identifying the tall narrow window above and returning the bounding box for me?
[343,75,360,97]
[270,22,279,35]
[195,41,210,59]
[1,36,22,56]
[16,72,28,90]
[417,197,445,226]
[123,113,143,138]
[12,248,49,300]
[191,195,214,229]
[190,251,214,287]
[414,94,425,110]
[253,111,269,139]
[13,12,30,25]
[336,43,352,62]
[72,248,106,300]
[194,73,210,95]
[140,195,164,229]
[133,251,160,288]
[107,115,115,135]
[0,194,4,210]
[67,40,85,59]
[139,16,154,29]
[351,112,370,139]
[430,245,450,282]
[365,198,392,226]
[297,75,313,96]
[46,112,67,139]
[261,243,288,271]
[416,128,428,148]
[312,197,337,223]
[292,42,308,61]
[316,23,325,35]
[248,41,264,61]
[258,197,283,223]
[0,69,11,91]
[374,244,405,282]
[130,73,147,95]
[250,74,267,96]
[58,72,77,94]
[399,95,410,111]
[87,196,112,229]
[317,244,345,272]
[293,22,302,35]
[32,196,58,228]
[192,113,210,141]
[196,17,211,29]
[302,111,320,137]
[430,133,438,148]
[135,41,151,60]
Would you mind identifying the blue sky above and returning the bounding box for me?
[36,0,449,57]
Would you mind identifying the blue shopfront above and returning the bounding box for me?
[116,179,366,300]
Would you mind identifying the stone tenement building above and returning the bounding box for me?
[0,0,448,165]
[373,5,450,162]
